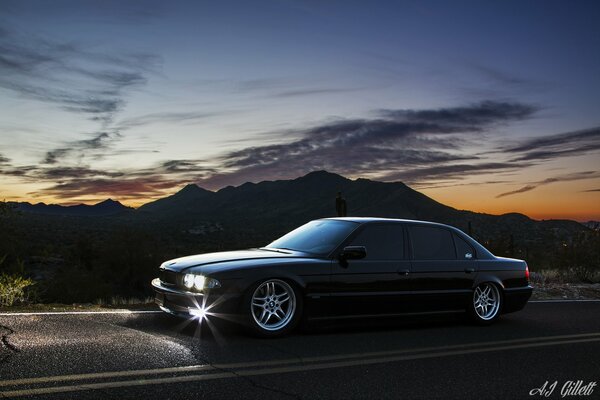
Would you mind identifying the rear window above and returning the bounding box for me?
[454,233,475,259]
[409,225,456,260]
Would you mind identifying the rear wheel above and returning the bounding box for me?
[468,282,502,325]
[244,279,302,337]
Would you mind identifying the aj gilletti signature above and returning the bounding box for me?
[530,381,597,397]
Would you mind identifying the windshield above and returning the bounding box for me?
[265,220,358,256]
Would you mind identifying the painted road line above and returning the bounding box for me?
[2,332,600,388]
[0,310,163,316]
[3,335,600,398]
[529,299,600,303]
[0,300,598,316]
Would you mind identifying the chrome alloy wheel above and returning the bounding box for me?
[473,283,500,321]
[251,279,296,331]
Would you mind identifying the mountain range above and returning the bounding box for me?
[10,171,590,244]
[15,198,132,217]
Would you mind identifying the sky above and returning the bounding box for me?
[0,0,599,221]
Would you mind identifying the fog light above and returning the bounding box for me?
[190,307,206,320]
[183,274,194,289]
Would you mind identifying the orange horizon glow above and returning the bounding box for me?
[3,179,598,222]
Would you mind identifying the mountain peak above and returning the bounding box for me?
[297,170,349,183]
[302,170,343,178]
[178,183,210,195]
[138,182,213,213]
[95,198,122,206]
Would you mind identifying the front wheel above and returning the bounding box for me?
[468,282,502,325]
[244,279,302,337]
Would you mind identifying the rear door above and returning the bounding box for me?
[408,225,477,312]
[329,223,411,317]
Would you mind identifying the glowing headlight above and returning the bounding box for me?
[193,275,206,290]
[183,274,221,291]
[183,274,195,289]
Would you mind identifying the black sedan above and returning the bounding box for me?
[152,218,532,337]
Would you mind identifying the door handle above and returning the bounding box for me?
[398,269,410,276]
[464,268,475,273]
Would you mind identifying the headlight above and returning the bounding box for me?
[193,275,205,290]
[183,274,195,289]
[183,273,221,291]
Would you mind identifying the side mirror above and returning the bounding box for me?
[340,246,367,262]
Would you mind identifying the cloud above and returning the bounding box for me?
[0,154,9,165]
[581,188,600,192]
[504,126,600,162]
[0,25,168,169]
[33,177,182,200]
[0,25,160,165]
[224,77,362,99]
[472,64,531,86]
[157,160,217,174]
[274,87,361,98]
[0,163,124,180]
[381,163,526,184]
[43,131,119,164]
[39,167,124,180]
[195,100,537,189]
[117,111,219,130]
[3,99,547,203]
[379,100,537,129]
[496,171,600,198]
[470,64,550,92]
[0,28,155,119]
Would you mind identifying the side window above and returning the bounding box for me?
[409,226,456,260]
[349,224,405,260]
[454,233,475,260]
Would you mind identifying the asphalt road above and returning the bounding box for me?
[1,301,600,400]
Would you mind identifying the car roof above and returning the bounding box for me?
[323,216,451,227]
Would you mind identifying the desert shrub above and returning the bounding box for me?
[94,296,154,306]
[0,273,35,306]
[572,266,600,284]
[530,269,563,285]
[532,268,600,285]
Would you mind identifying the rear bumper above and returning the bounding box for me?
[151,278,240,318]
[502,285,533,313]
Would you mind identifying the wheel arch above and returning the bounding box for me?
[473,274,506,291]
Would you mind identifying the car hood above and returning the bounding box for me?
[161,248,307,272]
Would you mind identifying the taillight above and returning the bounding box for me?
[525,264,530,282]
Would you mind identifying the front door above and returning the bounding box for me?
[329,223,411,318]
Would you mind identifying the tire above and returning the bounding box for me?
[468,282,502,325]
[243,279,303,338]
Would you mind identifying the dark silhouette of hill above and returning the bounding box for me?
[136,170,588,243]
[11,170,589,244]
[13,199,132,217]
[137,183,214,214]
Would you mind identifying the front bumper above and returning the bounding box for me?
[151,278,240,317]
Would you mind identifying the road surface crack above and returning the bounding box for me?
[0,324,20,364]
